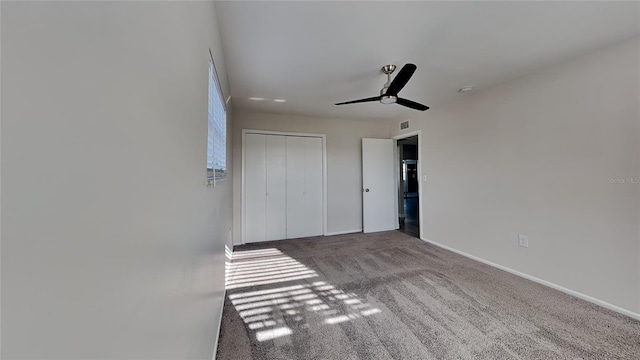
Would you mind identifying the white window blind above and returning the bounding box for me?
[208,51,227,181]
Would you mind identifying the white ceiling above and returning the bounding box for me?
[216,1,640,121]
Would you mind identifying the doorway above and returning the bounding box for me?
[396,135,420,238]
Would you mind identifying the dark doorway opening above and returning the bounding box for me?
[397,136,419,238]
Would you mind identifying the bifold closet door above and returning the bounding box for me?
[245,133,323,243]
[286,136,323,239]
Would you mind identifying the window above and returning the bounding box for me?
[208,50,227,182]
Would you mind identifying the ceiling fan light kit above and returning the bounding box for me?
[380,95,397,104]
[335,63,429,111]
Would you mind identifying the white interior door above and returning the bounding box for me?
[362,138,397,233]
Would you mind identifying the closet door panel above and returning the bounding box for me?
[244,134,267,243]
[285,136,307,239]
[286,136,323,239]
[304,137,323,236]
[265,135,287,241]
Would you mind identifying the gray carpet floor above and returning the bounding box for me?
[216,231,640,359]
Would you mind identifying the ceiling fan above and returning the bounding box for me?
[335,63,429,111]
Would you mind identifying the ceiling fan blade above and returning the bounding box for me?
[397,98,429,111]
[335,96,380,105]
[385,63,417,96]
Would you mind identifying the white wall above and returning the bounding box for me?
[391,38,640,314]
[1,2,233,358]
[233,111,389,243]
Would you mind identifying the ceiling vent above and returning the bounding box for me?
[400,120,410,130]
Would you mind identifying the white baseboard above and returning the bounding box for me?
[325,229,363,236]
[420,237,640,322]
[234,229,364,244]
[211,288,227,360]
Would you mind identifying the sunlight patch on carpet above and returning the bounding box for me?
[227,248,382,342]
[226,248,318,290]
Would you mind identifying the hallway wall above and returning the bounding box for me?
[1,2,233,358]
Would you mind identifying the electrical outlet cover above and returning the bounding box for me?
[518,234,529,248]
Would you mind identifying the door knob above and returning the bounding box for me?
[364,188,370,192]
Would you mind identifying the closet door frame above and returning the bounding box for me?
[242,129,328,244]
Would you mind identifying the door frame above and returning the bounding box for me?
[392,130,423,239]
[241,129,328,244]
